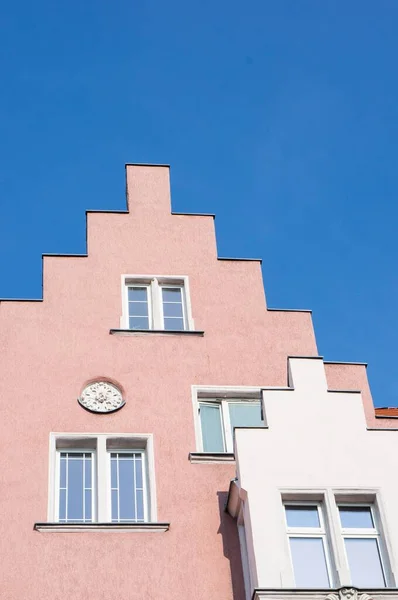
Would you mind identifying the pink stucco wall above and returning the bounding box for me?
[0,164,386,600]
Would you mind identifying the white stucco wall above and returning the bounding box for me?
[234,357,398,591]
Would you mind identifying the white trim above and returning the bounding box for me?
[238,520,252,600]
[120,275,195,330]
[97,435,108,521]
[34,523,169,533]
[48,433,157,523]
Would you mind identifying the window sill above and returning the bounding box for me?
[189,452,235,464]
[110,329,204,337]
[34,522,170,533]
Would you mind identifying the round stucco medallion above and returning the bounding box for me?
[78,381,125,413]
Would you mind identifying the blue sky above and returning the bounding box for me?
[1,1,397,406]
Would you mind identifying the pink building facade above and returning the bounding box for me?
[0,164,396,600]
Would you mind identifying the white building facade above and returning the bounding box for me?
[228,357,398,600]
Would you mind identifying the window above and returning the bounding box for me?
[110,451,146,522]
[58,451,94,523]
[160,286,185,331]
[199,399,264,452]
[49,434,156,524]
[284,503,332,587]
[282,497,391,589]
[122,276,193,331]
[338,505,386,587]
[128,286,151,330]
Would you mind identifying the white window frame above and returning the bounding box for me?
[159,283,188,330]
[121,275,194,331]
[126,284,153,330]
[337,502,388,587]
[192,386,265,453]
[284,501,334,588]
[108,448,148,523]
[55,449,96,523]
[48,433,157,523]
[278,490,394,589]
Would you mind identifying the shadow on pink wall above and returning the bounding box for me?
[218,491,246,600]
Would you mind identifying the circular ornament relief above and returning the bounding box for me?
[78,381,125,413]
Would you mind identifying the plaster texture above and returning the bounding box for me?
[0,165,388,600]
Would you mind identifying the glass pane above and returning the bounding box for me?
[111,456,118,489]
[162,288,182,302]
[339,506,374,529]
[135,455,143,489]
[84,455,92,489]
[111,489,118,521]
[129,316,149,330]
[164,317,184,331]
[118,457,136,521]
[285,505,320,528]
[85,490,92,521]
[163,302,183,318]
[67,457,84,521]
[345,538,385,587]
[60,456,66,488]
[200,403,225,452]
[229,403,263,432]
[136,490,144,521]
[290,538,330,587]
[128,287,147,301]
[59,488,66,521]
[128,301,149,317]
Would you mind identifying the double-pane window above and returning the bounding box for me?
[285,504,331,587]
[339,505,386,587]
[283,500,389,588]
[125,278,190,331]
[54,437,150,523]
[199,400,264,453]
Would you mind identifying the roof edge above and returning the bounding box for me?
[267,307,312,313]
[172,211,215,218]
[125,162,170,168]
[218,257,262,263]
[324,360,368,367]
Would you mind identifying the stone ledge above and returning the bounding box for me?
[189,452,235,464]
[34,522,170,533]
[110,329,204,337]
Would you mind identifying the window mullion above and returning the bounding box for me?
[151,279,161,329]
[180,286,188,330]
[222,401,233,452]
[54,451,60,522]
[122,279,129,328]
[142,452,148,521]
[96,436,108,522]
